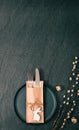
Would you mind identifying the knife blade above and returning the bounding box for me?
[35,68,40,87]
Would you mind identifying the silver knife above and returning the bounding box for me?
[35,68,40,87]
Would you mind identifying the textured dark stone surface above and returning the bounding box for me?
[0,0,79,130]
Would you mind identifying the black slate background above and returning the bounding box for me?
[0,0,79,130]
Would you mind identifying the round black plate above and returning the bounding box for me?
[14,84,57,123]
